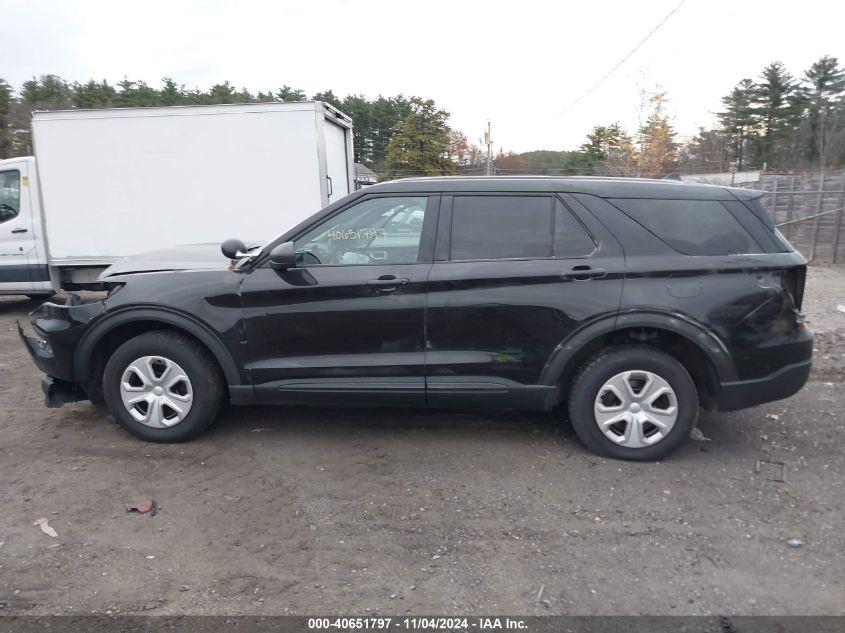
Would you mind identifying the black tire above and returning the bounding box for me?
[102,330,224,442]
[567,345,699,461]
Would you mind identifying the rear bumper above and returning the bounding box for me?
[717,358,812,411]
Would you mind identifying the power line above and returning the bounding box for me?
[554,0,686,119]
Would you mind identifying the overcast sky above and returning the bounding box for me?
[3,0,844,153]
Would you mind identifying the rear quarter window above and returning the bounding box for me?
[609,198,762,256]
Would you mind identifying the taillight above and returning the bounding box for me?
[782,267,806,311]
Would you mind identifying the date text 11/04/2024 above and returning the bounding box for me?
[307,617,528,630]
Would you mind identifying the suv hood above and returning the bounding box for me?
[99,242,262,279]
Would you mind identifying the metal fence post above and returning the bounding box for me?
[833,176,845,264]
[810,170,826,262]
[786,175,796,244]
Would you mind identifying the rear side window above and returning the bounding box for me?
[554,199,596,257]
[450,195,594,260]
[609,199,762,256]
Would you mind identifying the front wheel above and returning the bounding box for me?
[568,346,699,461]
[102,331,223,442]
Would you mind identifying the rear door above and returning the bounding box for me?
[425,192,624,407]
[0,161,48,294]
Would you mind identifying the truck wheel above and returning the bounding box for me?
[102,330,223,442]
[568,346,698,461]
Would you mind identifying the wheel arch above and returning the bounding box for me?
[540,310,738,410]
[74,307,242,397]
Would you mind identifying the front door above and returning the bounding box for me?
[0,161,47,294]
[425,193,625,408]
[241,194,438,406]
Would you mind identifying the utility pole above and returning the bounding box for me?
[483,120,493,176]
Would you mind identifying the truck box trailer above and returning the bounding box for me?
[0,101,354,296]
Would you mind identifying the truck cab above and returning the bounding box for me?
[0,157,54,297]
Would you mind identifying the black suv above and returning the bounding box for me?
[20,177,812,460]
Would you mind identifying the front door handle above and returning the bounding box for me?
[562,265,606,281]
[367,275,409,292]
[11,228,28,234]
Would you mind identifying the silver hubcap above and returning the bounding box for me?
[119,356,194,427]
[594,370,678,448]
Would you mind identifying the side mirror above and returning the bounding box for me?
[269,241,297,270]
[221,238,247,260]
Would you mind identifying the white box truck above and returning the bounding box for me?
[0,101,354,297]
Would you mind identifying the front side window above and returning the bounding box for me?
[610,198,762,256]
[450,195,594,261]
[0,170,20,224]
[294,196,428,266]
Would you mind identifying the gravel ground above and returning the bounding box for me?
[0,267,843,616]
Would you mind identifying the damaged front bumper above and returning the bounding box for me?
[18,295,107,407]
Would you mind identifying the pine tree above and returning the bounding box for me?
[71,80,117,109]
[159,78,184,106]
[754,62,798,168]
[803,55,845,166]
[274,85,305,102]
[0,79,12,159]
[383,98,455,178]
[340,95,373,165]
[580,123,637,175]
[312,90,343,110]
[718,79,757,171]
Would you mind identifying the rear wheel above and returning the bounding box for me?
[568,346,698,461]
[102,331,223,442]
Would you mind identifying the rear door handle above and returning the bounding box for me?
[367,276,409,292]
[11,228,28,234]
[562,265,606,281]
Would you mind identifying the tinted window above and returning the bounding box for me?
[0,170,20,224]
[451,196,550,260]
[554,199,595,257]
[294,196,428,265]
[610,198,762,256]
[450,196,594,260]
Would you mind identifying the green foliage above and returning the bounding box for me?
[682,55,845,172]
[72,80,117,109]
[495,149,593,175]
[383,97,454,179]
[577,123,637,175]
[803,55,845,164]
[0,76,458,173]
[0,79,12,158]
[754,62,799,166]
[274,85,306,102]
[369,96,413,170]
[311,90,343,110]
[718,78,757,170]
